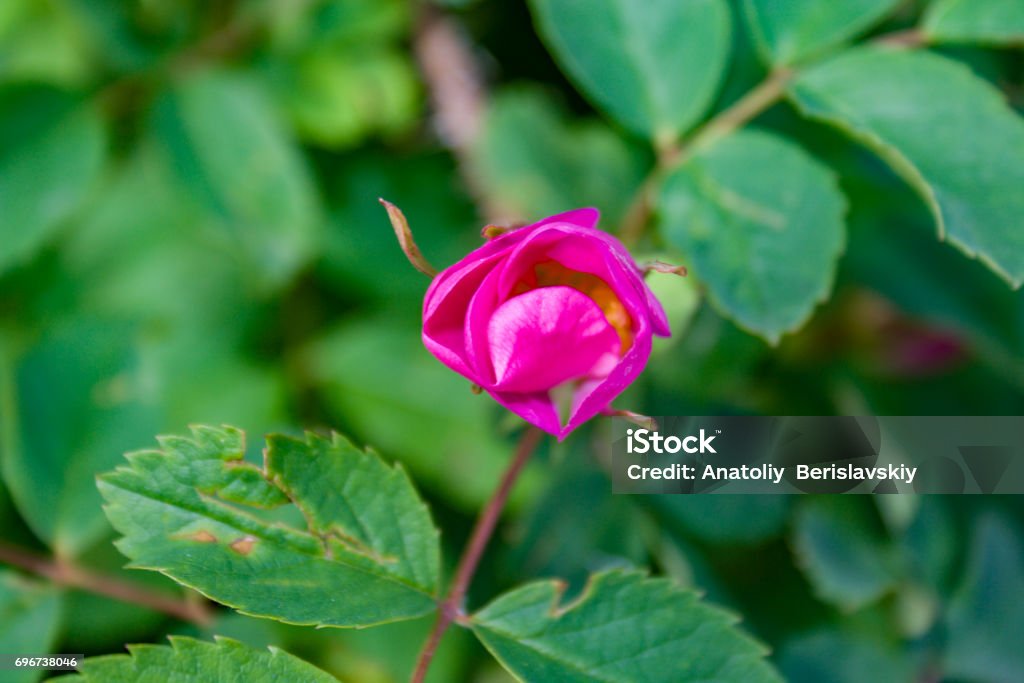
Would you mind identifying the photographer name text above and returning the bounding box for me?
[624,428,918,484]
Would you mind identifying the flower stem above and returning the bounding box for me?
[0,541,213,625]
[410,426,543,683]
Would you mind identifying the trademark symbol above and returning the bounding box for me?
[716,430,722,434]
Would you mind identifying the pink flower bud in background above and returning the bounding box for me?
[422,208,670,439]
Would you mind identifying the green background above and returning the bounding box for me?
[1,0,1023,681]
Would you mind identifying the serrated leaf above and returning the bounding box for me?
[790,47,1024,287]
[742,0,901,65]
[924,0,1024,45]
[0,84,104,274]
[473,87,648,226]
[60,636,339,682]
[528,0,732,141]
[263,432,440,594]
[153,70,322,291]
[944,514,1024,683]
[792,499,899,611]
[470,570,782,683]
[659,129,846,342]
[0,317,160,557]
[0,572,62,683]
[98,425,440,628]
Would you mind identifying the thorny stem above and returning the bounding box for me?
[0,541,213,626]
[410,427,543,683]
[412,6,521,226]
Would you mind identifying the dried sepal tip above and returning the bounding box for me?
[642,260,687,277]
[380,198,439,277]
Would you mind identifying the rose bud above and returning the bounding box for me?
[422,208,670,439]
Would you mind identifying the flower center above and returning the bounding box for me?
[511,260,634,355]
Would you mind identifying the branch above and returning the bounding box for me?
[678,68,795,163]
[0,541,213,626]
[618,22,929,246]
[412,6,520,225]
[410,427,543,683]
[874,28,928,49]
[619,69,793,246]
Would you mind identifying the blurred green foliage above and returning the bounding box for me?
[0,0,1023,681]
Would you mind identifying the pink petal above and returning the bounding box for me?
[497,225,651,337]
[562,328,654,436]
[488,389,562,436]
[421,208,604,380]
[529,207,600,231]
[422,254,503,380]
[463,262,508,384]
[487,286,620,393]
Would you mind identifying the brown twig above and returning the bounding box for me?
[412,6,520,226]
[679,68,795,162]
[410,427,543,683]
[618,20,937,245]
[0,541,213,626]
[874,28,928,49]
[620,16,930,246]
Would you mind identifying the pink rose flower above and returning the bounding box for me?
[422,208,670,439]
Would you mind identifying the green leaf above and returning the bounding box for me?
[924,0,1024,45]
[62,636,339,682]
[98,425,440,627]
[944,514,1024,683]
[0,572,62,683]
[1,318,160,556]
[0,85,104,274]
[265,47,419,149]
[471,570,782,682]
[792,499,899,611]
[473,87,648,226]
[659,129,846,342]
[0,1,95,86]
[263,432,440,594]
[528,0,732,141]
[153,70,322,291]
[790,47,1024,287]
[742,0,900,65]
